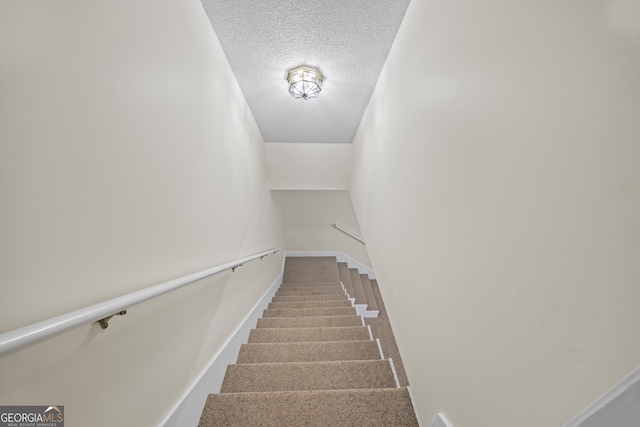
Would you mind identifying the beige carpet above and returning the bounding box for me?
[282,256,341,284]
[365,278,410,387]
[199,256,418,427]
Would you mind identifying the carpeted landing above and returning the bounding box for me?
[199,256,419,427]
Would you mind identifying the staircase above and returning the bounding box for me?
[198,256,419,426]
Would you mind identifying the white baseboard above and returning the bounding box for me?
[407,386,426,427]
[389,358,400,388]
[431,413,454,427]
[355,304,368,315]
[376,338,384,359]
[285,250,375,279]
[158,273,282,427]
[415,365,640,427]
[563,364,640,427]
[355,303,379,318]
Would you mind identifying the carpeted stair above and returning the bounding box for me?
[338,261,379,317]
[199,256,419,427]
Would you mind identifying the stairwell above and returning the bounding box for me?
[198,256,419,426]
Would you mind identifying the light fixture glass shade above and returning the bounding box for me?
[287,65,324,100]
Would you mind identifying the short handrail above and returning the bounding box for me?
[0,247,281,357]
[331,223,365,244]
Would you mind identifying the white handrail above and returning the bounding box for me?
[331,223,365,244]
[0,247,281,356]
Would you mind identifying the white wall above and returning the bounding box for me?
[350,1,640,426]
[0,1,283,426]
[277,190,371,267]
[266,142,352,190]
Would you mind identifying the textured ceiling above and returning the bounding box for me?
[201,0,410,143]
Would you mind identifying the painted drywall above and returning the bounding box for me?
[266,142,352,190]
[161,274,282,427]
[349,0,640,426]
[277,190,371,267]
[564,366,640,427]
[0,1,283,426]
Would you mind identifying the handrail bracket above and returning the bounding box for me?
[97,310,127,329]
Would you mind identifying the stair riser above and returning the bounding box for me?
[256,315,363,329]
[275,290,346,297]
[268,300,352,309]
[272,294,348,302]
[278,284,344,290]
[276,288,345,295]
[263,307,357,318]
[236,340,382,363]
[248,326,371,343]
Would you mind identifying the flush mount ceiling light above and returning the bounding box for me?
[287,65,324,100]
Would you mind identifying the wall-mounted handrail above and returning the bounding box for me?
[0,247,281,357]
[331,223,365,244]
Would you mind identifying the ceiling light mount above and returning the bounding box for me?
[287,65,324,100]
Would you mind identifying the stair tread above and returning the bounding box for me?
[248,326,370,343]
[282,256,341,284]
[236,340,381,363]
[199,388,420,427]
[262,307,356,318]
[256,315,363,329]
[221,359,396,392]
